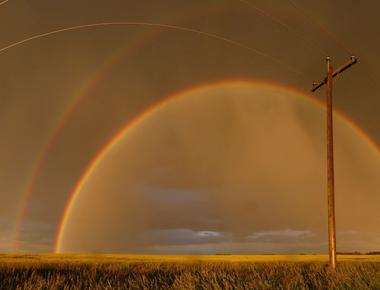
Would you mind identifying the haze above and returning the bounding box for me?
[0,0,379,253]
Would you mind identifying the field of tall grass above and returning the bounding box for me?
[0,254,379,289]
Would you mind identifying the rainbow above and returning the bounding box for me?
[11,27,157,251]
[54,80,380,253]
[10,16,308,251]
[10,2,362,250]
[12,8,241,248]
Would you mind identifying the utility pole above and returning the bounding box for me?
[311,56,357,270]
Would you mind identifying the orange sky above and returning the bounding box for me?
[56,83,380,254]
[0,0,379,253]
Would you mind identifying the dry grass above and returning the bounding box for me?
[0,254,379,289]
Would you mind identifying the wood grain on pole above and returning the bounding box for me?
[311,56,357,271]
[326,57,337,270]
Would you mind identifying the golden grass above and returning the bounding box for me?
[0,254,379,289]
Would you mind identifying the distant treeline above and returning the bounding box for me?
[337,251,380,255]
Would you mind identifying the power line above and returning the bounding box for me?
[0,22,304,78]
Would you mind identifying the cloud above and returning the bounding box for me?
[195,231,222,238]
[58,84,380,253]
[0,218,15,252]
[143,229,225,246]
[248,229,314,241]
[14,220,55,252]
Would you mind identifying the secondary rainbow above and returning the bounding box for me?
[11,27,158,251]
[9,17,308,250]
[54,79,380,253]
[9,5,364,249]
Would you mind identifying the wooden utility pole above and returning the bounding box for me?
[311,56,357,270]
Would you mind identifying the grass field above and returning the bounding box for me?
[0,254,379,289]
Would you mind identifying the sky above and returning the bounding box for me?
[0,0,379,253]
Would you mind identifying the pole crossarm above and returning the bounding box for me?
[311,56,357,92]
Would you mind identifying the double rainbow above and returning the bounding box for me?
[54,80,380,253]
